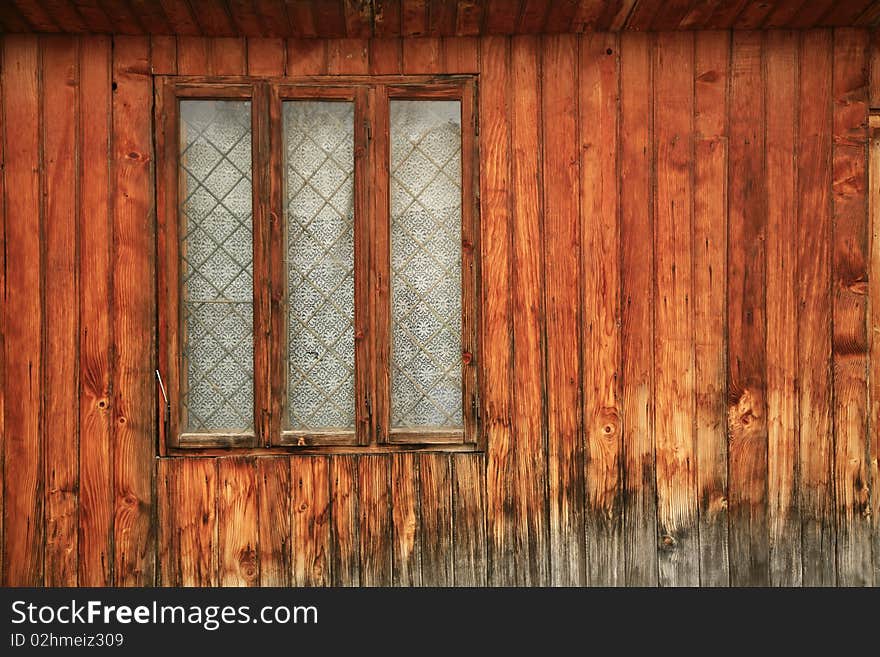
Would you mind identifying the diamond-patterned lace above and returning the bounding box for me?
[179,100,254,432]
[390,100,463,429]
[285,101,356,430]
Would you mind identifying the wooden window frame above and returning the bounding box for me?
[156,75,482,455]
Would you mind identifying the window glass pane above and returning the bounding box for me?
[390,100,463,430]
[284,101,356,430]
[179,100,254,432]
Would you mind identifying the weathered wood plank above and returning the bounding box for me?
[291,456,331,586]
[156,458,174,586]
[175,458,218,586]
[391,453,420,586]
[218,457,259,586]
[369,37,401,74]
[580,30,623,587]
[831,27,873,586]
[543,31,585,587]
[797,28,836,587]
[327,38,369,74]
[442,36,479,73]
[358,455,392,586]
[111,36,155,586]
[452,453,487,586]
[286,39,327,75]
[653,30,699,587]
[870,26,880,589]
[42,34,80,587]
[373,0,401,37]
[765,29,801,586]
[330,455,359,585]
[150,35,177,74]
[727,30,769,586]
[176,36,209,74]
[619,31,658,587]
[402,36,441,73]
[419,453,452,586]
[2,34,43,586]
[479,35,517,587]
[257,458,291,585]
[211,37,247,74]
[247,38,286,75]
[510,34,550,587]
[693,29,730,587]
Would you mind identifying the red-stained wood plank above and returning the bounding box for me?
[0,2,33,32]
[156,459,175,585]
[571,0,605,31]
[10,0,61,32]
[822,0,874,26]
[286,39,327,75]
[285,0,318,37]
[170,458,218,586]
[401,36,441,73]
[78,35,113,587]
[327,37,369,74]
[2,34,43,587]
[253,0,290,38]
[158,0,202,36]
[510,34,549,586]
[484,0,519,33]
[704,0,751,29]
[733,1,775,29]
[188,0,236,36]
[608,0,638,30]
[442,36,478,72]
[788,0,837,28]
[693,30,730,587]
[291,456,331,586]
[39,1,89,31]
[870,25,880,592]
[358,455,392,586]
[418,453,452,585]
[831,28,873,586]
[765,29,801,586]
[455,0,483,35]
[127,0,172,33]
[374,0,401,37]
[176,36,209,74]
[247,37,285,75]
[227,0,267,36]
[625,0,664,30]
[311,0,347,38]
[369,37,402,74]
[344,0,373,38]
[542,32,584,587]
[727,30,769,587]
[543,0,579,32]
[391,454,420,586]
[42,34,80,587]
[217,457,259,586]
[451,453,487,585]
[679,0,726,29]
[330,455,359,585]
[650,0,694,30]
[854,1,880,26]
[652,31,699,587]
[428,0,457,35]
[517,0,550,32]
[111,35,155,586]
[211,37,247,74]
[580,31,622,587]
[95,0,143,34]
[257,458,291,585]
[401,0,428,36]
[761,0,808,28]
[797,28,836,587]
[479,35,517,587]
[619,30,658,587]
[150,35,177,74]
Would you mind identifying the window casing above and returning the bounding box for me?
[156,76,480,452]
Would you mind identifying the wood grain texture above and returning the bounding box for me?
[111,35,155,586]
[727,30,769,586]
[358,455,392,585]
[419,453,452,586]
[798,29,836,587]
[831,28,873,586]
[247,38,285,75]
[451,453,486,585]
[391,453,420,585]
[330,455,359,585]
[218,457,259,586]
[693,29,730,587]
[167,458,217,586]
[2,34,43,586]
[870,27,880,588]
[579,29,622,588]
[286,38,327,75]
[291,456,331,586]
[257,458,291,585]
[619,31,659,587]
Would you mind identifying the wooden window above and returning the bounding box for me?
[156,76,480,453]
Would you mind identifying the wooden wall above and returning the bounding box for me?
[1,30,878,586]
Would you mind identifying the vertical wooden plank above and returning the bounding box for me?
[727,30,769,586]
[452,453,487,586]
[693,30,730,587]
[542,32,585,587]
[798,29,836,587]
[42,34,80,588]
[2,34,43,587]
[330,455,359,585]
[291,456,331,587]
[653,31,699,587]
[211,37,247,75]
[580,30,623,587]
[832,28,873,586]
[442,36,479,73]
[391,453,420,586]
[176,458,218,586]
[150,35,177,75]
[765,29,801,586]
[510,34,550,587]
[176,36,209,74]
[156,458,175,586]
[480,35,517,587]
[419,453,452,586]
[217,457,259,586]
[111,35,155,587]
[870,28,880,589]
[0,30,5,585]
[369,37,402,74]
[247,37,285,75]
[358,455,392,586]
[401,36,441,73]
[286,39,327,75]
[257,458,291,586]
[619,31,658,587]
[327,37,369,74]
